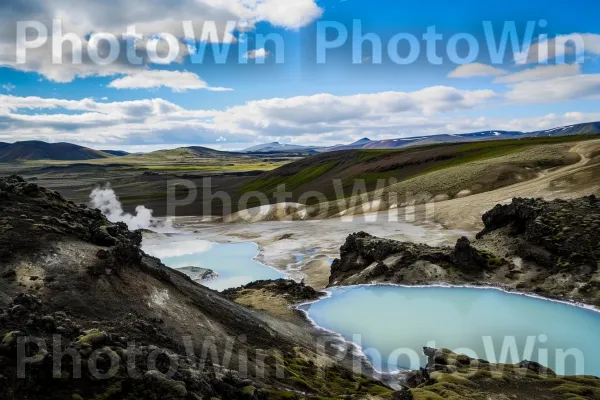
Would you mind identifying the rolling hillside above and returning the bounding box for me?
[240,135,597,201]
[127,146,235,161]
[0,141,111,162]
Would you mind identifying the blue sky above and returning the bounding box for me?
[1,0,600,151]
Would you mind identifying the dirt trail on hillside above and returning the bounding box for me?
[426,140,600,231]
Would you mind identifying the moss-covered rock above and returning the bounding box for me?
[408,348,600,400]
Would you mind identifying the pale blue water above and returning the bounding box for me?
[144,239,285,291]
[303,285,600,376]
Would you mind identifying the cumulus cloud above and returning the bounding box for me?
[0,0,322,82]
[514,33,600,64]
[448,63,507,78]
[216,86,499,126]
[2,79,600,149]
[108,70,233,92]
[252,0,322,29]
[0,85,499,131]
[505,74,600,104]
[0,87,497,146]
[494,64,581,83]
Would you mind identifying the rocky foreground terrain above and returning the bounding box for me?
[0,176,396,399]
[2,175,600,399]
[330,196,600,306]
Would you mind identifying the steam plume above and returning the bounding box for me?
[89,185,174,232]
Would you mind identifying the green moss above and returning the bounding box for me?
[269,350,393,398]
[76,329,108,347]
[261,389,300,399]
[242,385,256,395]
[487,257,503,267]
[2,331,17,346]
[431,372,476,387]
[411,349,600,400]
[92,382,122,400]
[289,376,311,390]
[412,388,451,400]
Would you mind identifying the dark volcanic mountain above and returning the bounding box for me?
[0,141,110,162]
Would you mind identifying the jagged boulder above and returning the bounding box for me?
[329,232,454,285]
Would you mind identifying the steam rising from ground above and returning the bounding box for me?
[90,185,175,232]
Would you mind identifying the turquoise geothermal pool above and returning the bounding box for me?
[302,285,600,376]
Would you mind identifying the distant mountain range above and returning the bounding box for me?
[335,131,524,151]
[1,121,600,162]
[325,138,373,152]
[241,122,600,154]
[240,142,321,153]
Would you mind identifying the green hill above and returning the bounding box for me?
[0,141,111,162]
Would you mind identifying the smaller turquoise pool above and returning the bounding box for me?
[143,238,285,291]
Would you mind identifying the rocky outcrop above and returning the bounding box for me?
[224,279,323,304]
[404,348,600,399]
[329,232,500,287]
[478,195,600,269]
[0,174,142,275]
[329,196,600,306]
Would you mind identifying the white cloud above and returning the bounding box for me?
[448,63,507,78]
[252,0,322,29]
[0,87,499,146]
[0,0,322,82]
[514,33,600,64]
[2,81,600,150]
[495,64,581,83]
[108,70,233,92]
[505,74,600,104]
[216,86,499,126]
[245,48,269,60]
